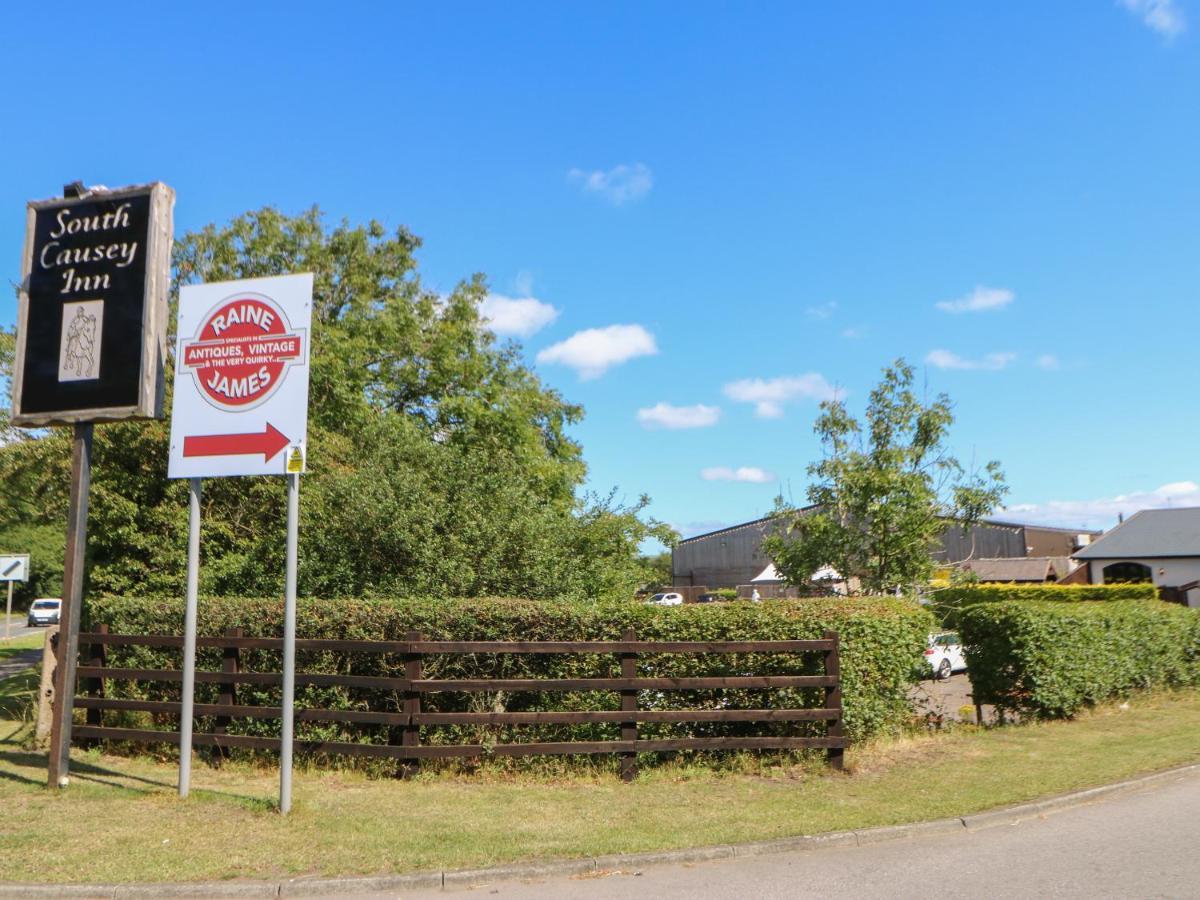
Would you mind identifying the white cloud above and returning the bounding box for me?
[723,374,841,419]
[1004,481,1200,531]
[1035,354,1061,370]
[925,349,1016,371]
[935,285,1015,314]
[478,294,560,338]
[636,402,721,430]
[1119,0,1186,37]
[567,163,653,205]
[841,327,866,339]
[536,324,658,379]
[805,301,838,320]
[701,466,776,484]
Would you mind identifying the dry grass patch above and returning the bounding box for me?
[1,689,1199,884]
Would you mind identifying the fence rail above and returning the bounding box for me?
[72,625,846,780]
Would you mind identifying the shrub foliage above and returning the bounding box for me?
[85,595,934,752]
[937,583,1158,606]
[957,600,1200,719]
[933,583,1158,627]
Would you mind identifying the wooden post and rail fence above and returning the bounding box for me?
[69,626,846,779]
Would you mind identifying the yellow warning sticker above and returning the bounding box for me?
[286,445,306,474]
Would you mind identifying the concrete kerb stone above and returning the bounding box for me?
[280,871,443,896]
[0,887,118,899]
[592,844,735,874]
[113,883,279,899]
[5,761,1200,899]
[852,816,967,846]
[960,762,1200,832]
[442,857,599,889]
[730,830,860,857]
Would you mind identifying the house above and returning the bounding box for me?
[957,556,1074,583]
[672,512,1099,590]
[741,562,854,598]
[1072,507,1200,606]
[976,520,1100,559]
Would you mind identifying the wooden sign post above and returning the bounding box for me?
[11,181,173,788]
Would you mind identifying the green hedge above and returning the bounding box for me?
[938,583,1158,606]
[85,595,934,752]
[933,583,1158,627]
[957,600,1200,719]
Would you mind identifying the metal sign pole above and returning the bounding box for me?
[5,581,11,641]
[279,472,299,814]
[47,422,93,788]
[179,477,202,798]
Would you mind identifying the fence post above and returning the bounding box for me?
[822,629,845,771]
[211,626,241,766]
[619,627,638,783]
[398,630,422,779]
[81,624,107,749]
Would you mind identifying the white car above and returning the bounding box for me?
[27,598,62,627]
[924,631,967,680]
[645,592,684,607]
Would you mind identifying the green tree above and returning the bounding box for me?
[0,208,672,601]
[636,551,673,593]
[763,359,1007,594]
[0,326,15,440]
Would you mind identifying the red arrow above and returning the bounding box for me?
[183,423,291,462]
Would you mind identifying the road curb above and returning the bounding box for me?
[4,761,1199,898]
[959,760,1200,831]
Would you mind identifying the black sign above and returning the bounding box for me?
[13,183,173,425]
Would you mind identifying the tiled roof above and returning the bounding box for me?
[960,557,1063,582]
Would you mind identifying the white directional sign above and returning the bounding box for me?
[0,555,29,582]
[168,273,313,479]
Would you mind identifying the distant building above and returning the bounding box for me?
[672,512,1098,590]
[957,556,1073,583]
[1073,507,1200,606]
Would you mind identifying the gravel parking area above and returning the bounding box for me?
[909,673,999,724]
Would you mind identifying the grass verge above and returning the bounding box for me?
[2,689,1200,884]
[0,631,47,655]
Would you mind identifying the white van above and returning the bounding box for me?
[27,598,61,627]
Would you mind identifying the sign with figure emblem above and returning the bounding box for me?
[168,273,313,479]
[12,182,174,426]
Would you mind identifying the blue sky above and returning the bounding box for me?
[2,2,1197,541]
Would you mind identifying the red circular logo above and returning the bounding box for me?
[181,295,304,410]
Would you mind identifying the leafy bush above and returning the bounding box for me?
[938,583,1158,605]
[84,595,933,753]
[933,583,1157,627]
[957,600,1200,719]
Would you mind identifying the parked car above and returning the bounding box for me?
[645,592,684,607]
[695,592,722,603]
[27,598,62,627]
[924,631,967,680]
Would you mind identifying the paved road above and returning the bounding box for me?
[0,613,42,643]
[335,770,1200,899]
[0,648,41,681]
[0,617,45,682]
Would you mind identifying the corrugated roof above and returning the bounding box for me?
[675,504,820,545]
[1074,508,1200,559]
[675,516,775,546]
